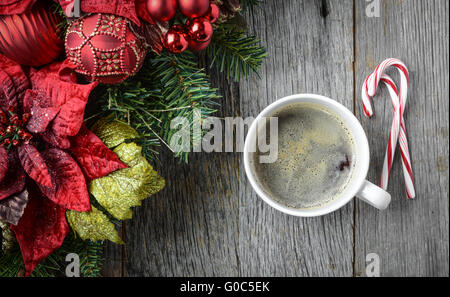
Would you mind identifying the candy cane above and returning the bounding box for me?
[361,58,415,199]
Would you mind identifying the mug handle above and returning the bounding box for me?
[356,180,391,210]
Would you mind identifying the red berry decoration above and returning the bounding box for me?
[188,39,211,52]
[186,18,213,43]
[178,0,210,18]
[0,3,63,66]
[164,29,189,54]
[206,3,220,23]
[65,13,147,84]
[146,0,177,22]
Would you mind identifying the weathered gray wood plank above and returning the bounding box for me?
[238,0,355,276]
[123,69,241,276]
[354,0,449,276]
[103,0,449,277]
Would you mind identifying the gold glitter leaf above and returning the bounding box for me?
[66,206,123,244]
[89,142,165,220]
[90,118,139,149]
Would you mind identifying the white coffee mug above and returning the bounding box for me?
[243,94,391,217]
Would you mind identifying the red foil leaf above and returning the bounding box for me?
[0,189,28,225]
[0,149,26,200]
[69,126,128,181]
[38,148,90,212]
[11,187,69,276]
[29,61,97,124]
[0,146,8,182]
[51,98,86,136]
[17,144,53,187]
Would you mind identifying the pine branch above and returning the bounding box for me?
[207,23,266,82]
[94,51,220,163]
[239,0,261,11]
[0,233,103,277]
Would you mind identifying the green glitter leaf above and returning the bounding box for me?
[67,206,123,244]
[89,142,165,220]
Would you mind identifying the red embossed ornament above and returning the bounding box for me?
[65,13,148,84]
[0,3,63,66]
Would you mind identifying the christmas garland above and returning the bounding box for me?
[0,0,265,277]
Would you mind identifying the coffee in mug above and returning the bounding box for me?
[249,102,356,209]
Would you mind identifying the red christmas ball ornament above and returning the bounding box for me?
[205,3,220,23]
[164,28,189,54]
[146,0,177,22]
[186,18,213,43]
[0,3,63,66]
[188,38,211,52]
[178,0,210,18]
[65,13,147,84]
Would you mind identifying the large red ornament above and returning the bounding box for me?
[178,0,210,18]
[186,18,213,43]
[164,28,189,54]
[0,3,63,66]
[146,0,177,22]
[65,13,148,84]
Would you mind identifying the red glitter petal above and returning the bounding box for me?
[11,186,69,276]
[40,129,71,149]
[38,148,91,212]
[27,105,59,134]
[0,149,25,200]
[0,146,8,182]
[17,144,53,187]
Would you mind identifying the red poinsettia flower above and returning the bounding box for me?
[0,54,127,275]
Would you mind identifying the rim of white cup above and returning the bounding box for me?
[243,94,370,217]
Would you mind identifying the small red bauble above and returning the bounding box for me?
[146,0,177,22]
[178,0,210,18]
[164,29,189,54]
[206,3,220,23]
[188,39,211,52]
[186,18,213,43]
[65,13,147,84]
[0,3,63,66]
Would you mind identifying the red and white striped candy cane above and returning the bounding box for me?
[361,58,415,199]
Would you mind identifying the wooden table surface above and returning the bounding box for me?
[103,0,449,277]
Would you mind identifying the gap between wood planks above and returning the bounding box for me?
[352,0,358,278]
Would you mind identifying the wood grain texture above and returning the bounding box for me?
[102,0,449,277]
[354,0,449,276]
[123,67,241,276]
[238,0,355,276]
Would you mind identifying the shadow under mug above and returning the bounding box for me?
[243,94,391,217]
